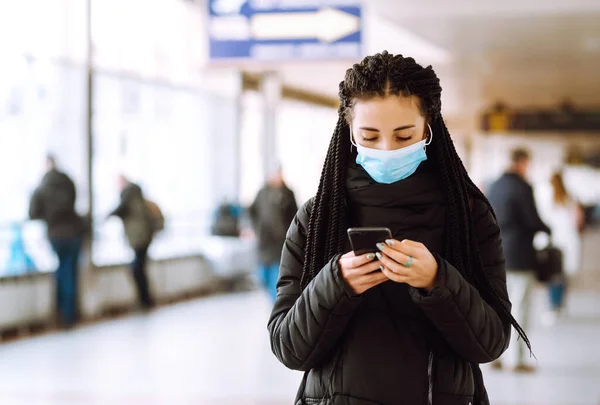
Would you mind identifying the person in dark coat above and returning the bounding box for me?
[109,175,155,309]
[487,148,551,372]
[268,52,528,405]
[29,155,84,328]
[249,166,298,301]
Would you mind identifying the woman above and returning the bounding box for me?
[267,52,529,405]
[538,171,584,325]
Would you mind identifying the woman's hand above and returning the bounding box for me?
[376,239,439,291]
[338,251,388,295]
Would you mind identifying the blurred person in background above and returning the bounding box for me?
[109,175,155,310]
[488,147,551,373]
[29,155,84,329]
[268,52,527,405]
[249,164,297,302]
[537,171,584,326]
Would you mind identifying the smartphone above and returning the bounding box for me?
[347,227,393,256]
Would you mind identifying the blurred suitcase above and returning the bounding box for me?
[535,242,563,283]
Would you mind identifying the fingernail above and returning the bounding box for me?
[376,243,385,251]
[375,252,382,260]
[366,253,375,260]
[379,265,385,271]
[385,239,395,247]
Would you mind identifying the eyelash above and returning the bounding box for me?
[362,135,413,142]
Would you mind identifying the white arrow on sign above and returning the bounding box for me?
[250,7,360,43]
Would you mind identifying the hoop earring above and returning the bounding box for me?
[425,124,433,146]
[423,124,433,152]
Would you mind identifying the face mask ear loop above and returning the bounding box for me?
[349,126,358,151]
[424,124,433,151]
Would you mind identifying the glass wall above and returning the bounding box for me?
[239,91,265,206]
[239,94,338,208]
[0,0,89,275]
[92,73,239,266]
[276,99,338,206]
[0,0,240,275]
[0,58,87,275]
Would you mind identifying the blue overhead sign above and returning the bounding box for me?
[207,0,362,61]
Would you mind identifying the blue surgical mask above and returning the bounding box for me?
[352,124,433,184]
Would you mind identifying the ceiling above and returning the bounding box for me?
[394,13,600,62]
[275,0,600,114]
[379,0,600,69]
[368,0,600,18]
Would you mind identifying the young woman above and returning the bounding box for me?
[538,171,584,325]
[268,51,529,405]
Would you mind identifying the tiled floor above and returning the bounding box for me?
[483,291,600,405]
[0,289,598,405]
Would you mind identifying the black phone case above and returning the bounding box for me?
[347,227,392,255]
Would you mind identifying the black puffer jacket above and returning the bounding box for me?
[268,161,511,405]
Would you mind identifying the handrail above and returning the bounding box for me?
[0,211,224,277]
[0,212,213,231]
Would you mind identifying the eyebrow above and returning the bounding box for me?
[359,125,415,132]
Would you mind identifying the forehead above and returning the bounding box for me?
[351,95,423,125]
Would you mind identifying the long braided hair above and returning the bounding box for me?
[300,51,531,352]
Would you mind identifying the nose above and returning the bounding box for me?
[378,139,395,151]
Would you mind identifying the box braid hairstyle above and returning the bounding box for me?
[299,51,531,354]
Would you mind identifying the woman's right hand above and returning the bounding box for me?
[338,251,388,295]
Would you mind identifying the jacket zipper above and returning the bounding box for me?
[378,289,435,404]
[428,350,434,405]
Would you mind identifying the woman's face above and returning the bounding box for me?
[350,95,428,151]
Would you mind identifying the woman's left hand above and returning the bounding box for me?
[376,239,439,291]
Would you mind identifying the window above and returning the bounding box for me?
[0,58,86,275]
[92,74,239,265]
[276,99,337,205]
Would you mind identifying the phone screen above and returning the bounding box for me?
[347,227,393,256]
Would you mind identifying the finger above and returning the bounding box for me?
[379,264,409,284]
[381,239,402,251]
[341,252,377,269]
[369,270,389,284]
[350,258,384,276]
[400,239,425,248]
[376,242,398,258]
[380,238,420,256]
[360,271,389,288]
[341,251,356,259]
[373,273,390,288]
[376,253,411,277]
[376,245,412,269]
[394,240,425,259]
[377,240,417,260]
